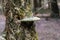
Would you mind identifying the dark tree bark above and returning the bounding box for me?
[34,0,38,8]
[39,0,41,7]
[50,0,59,17]
[33,0,38,12]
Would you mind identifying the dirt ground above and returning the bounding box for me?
[35,18,60,40]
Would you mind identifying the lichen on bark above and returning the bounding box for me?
[3,0,38,40]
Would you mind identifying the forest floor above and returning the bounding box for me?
[0,15,60,40]
[35,18,60,40]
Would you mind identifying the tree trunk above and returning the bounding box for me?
[39,0,41,7]
[33,0,38,12]
[4,0,38,40]
[50,0,59,17]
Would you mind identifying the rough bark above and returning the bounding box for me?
[3,0,38,40]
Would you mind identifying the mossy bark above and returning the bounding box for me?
[3,0,38,40]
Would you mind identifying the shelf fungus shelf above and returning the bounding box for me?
[16,17,40,22]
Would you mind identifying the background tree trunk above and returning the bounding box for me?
[33,0,38,12]
[39,0,41,7]
[50,0,59,17]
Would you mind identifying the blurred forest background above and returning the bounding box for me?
[0,0,60,17]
